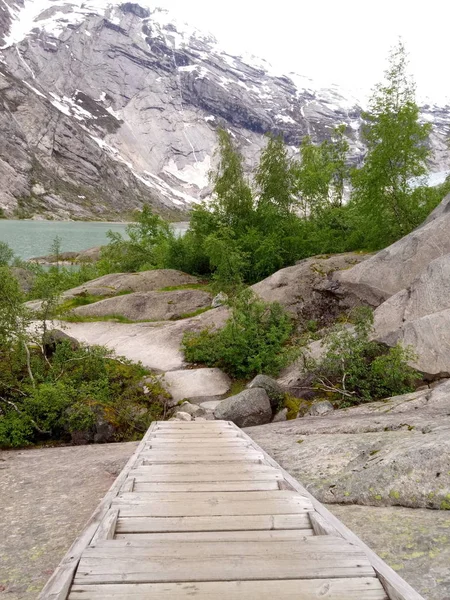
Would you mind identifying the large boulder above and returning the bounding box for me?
[246,379,450,510]
[246,374,285,412]
[330,205,450,307]
[214,388,272,427]
[71,289,212,321]
[251,253,369,325]
[161,368,231,403]
[373,253,450,378]
[62,269,200,298]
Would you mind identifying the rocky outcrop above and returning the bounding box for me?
[214,388,272,427]
[72,289,212,321]
[0,2,448,218]
[160,368,231,403]
[252,252,369,325]
[246,380,450,510]
[56,306,228,372]
[330,209,450,307]
[30,246,101,265]
[63,269,200,297]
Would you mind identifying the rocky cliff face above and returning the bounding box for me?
[0,0,448,219]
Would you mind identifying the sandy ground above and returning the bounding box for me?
[0,441,448,599]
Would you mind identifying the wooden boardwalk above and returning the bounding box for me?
[40,421,424,599]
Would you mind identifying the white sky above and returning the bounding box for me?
[158,0,449,105]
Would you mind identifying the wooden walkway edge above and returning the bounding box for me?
[38,421,425,600]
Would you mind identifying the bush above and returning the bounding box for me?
[308,307,419,405]
[182,290,296,378]
[0,340,168,448]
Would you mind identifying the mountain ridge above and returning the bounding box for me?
[0,0,448,219]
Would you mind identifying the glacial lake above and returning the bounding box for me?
[0,220,189,261]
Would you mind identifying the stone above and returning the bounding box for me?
[307,400,334,416]
[53,306,229,372]
[214,388,272,427]
[252,253,369,325]
[277,339,325,397]
[379,309,450,378]
[72,289,212,321]
[245,379,450,510]
[170,411,192,421]
[272,408,288,422]
[63,270,201,298]
[161,368,231,402]
[331,205,450,307]
[374,253,450,340]
[11,267,36,293]
[42,328,80,357]
[212,292,228,308]
[177,401,206,418]
[371,253,450,377]
[199,400,222,411]
[246,374,285,412]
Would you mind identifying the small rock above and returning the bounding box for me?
[214,388,272,427]
[307,400,334,417]
[212,292,228,308]
[200,400,223,411]
[272,408,288,422]
[247,374,285,412]
[178,401,206,417]
[170,411,192,421]
[43,329,80,357]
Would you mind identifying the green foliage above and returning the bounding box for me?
[97,205,175,273]
[0,241,14,266]
[182,290,295,378]
[0,338,168,448]
[308,307,419,405]
[350,42,432,249]
[0,260,169,448]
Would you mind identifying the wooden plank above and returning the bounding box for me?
[114,496,313,516]
[91,510,119,544]
[69,578,388,599]
[131,472,283,484]
[309,512,343,537]
[140,448,264,458]
[239,427,426,600]
[155,420,233,425]
[145,441,252,448]
[114,490,301,502]
[133,480,281,492]
[120,478,135,493]
[88,535,353,552]
[131,463,281,478]
[75,536,375,583]
[38,422,158,600]
[115,529,315,541]
[116,513,313,533]
[149,431,241,438]
[141,453,265,464]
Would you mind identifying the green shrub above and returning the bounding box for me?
[182,289,296,378]
[0,339,168,448]
[308,307,419,405]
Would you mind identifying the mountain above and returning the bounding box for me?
[0,1,448,220]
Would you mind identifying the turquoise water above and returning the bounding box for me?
[0,220,188,260]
